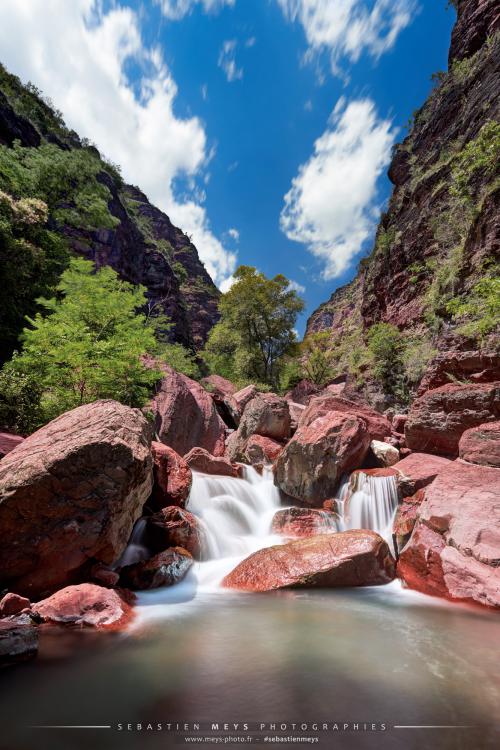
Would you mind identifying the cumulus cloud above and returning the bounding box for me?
[218,39,243,82]
[0,0,236,287]
[228,228,240,241]
[288,279,306,294]
[276,0,416,75]
[155,0,235,20]
[280,98,397,279]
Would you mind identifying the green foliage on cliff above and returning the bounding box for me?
[447,275,500,341]
[204,266,304,390]
[450,121,500,204]
[0,190,69,363]
[0,258,196,431]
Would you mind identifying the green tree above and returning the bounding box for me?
[0,190,69,363]
[298,331,337,386]
[1,258,181,427]
[204,266,304,389]
[367,323,405,394]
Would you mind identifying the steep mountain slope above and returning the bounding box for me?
[0,64,220,356]
[307,0,499,402]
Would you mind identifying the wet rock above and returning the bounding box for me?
[393,489,425,545]
[274,412,370,506]
[245,435,283,466]
[0,432,24,459]
[0,619,38,667]
[120,548,193,590]
[150,367,226,457]
[184,447,240,478]
[271,508,338,538]
[148,506,207,560]
[223,530,396,592]
[405,382,500,457]
[370,440,400,467]
[392,452,452,497]
[0,593,31,617]
[300,394,391,442]
[398,461,500,607]
[150,441,192,509]
[0,400,153,598]
[33,584,134,629]
[459,421,500,468]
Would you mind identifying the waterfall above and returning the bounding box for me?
[115,518,149,568]
[336,471,399,544]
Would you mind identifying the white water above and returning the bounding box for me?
[337,471,399,544]
[134,464,400,623]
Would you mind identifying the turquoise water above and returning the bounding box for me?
[1,582,499,750]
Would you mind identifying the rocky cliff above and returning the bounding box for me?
[0,65,220,353]
[307,0,499,402]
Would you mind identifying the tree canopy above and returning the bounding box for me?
[204,266,304,389]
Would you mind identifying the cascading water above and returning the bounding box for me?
[336,471,399,544]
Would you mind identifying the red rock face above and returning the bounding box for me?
[393,489,425,540]
[184,447,240,478]
[149,507,207,560]
[271,508,338,538]
[0,593,31,617]
[0,400,153,598]
[405,382,500,457]
[150,441,192,509]
[392,452,452,497]
[300,395,391,442]
[0,432,24,458]
[245,434,283,465]
[417,351,500,396]
[459,421,500,468]
[33,584,135,629]
[0,619,38,667]
[274,412,370,506]
[222,530,396,592]
[120,548,193,591]
[150,367,226,457]
[398,461,500,607]
[448,0,500,64]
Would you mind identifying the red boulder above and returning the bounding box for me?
[274,411,370,506]
[120,548,193,590]
[150,442,192,509]
[392,452,452,497]
[0,400,153,598]
[148,506,207,560]
[245,434,283,465]
[0,592,31,616]
[33,583,134,629]
[271,507,339,538]
[223,530,396,591]
[150,367,226,457]
[459,421,500,468]
[398,461,500,607]
[300,394,391,442]
[405,382,500,457]
[184,446,240,478]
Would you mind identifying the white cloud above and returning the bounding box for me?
[155,0,235,20]
[304,99,313,111]
[276,0,416,75]
[245,36,257,48]
[288,279,306,294]
[0,0,236,287]
[228,228,240,241]
[218,39,243,82]
[219,275,236,293]
[280,98,397,279]
[201,83,208,100]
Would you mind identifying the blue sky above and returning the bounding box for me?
[0,0,456,333]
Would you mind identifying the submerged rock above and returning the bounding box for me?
[150,441,192,510]
[33,583,134,629]
[271,508,338,538]
[459,421,500,468]
[223,530,396,591]
[405,382,500,457]
[0,400,153,598]
[398,461,500,608]
[274,412,370,506]
[0,620,38,667]
[120,548,193,590]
